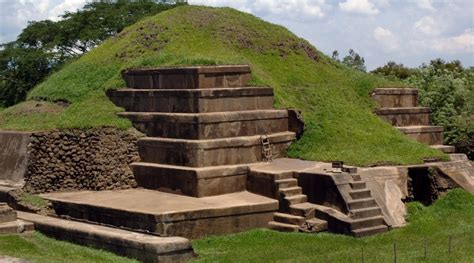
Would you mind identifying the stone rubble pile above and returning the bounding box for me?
[23,128,140,193]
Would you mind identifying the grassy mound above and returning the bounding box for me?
[193,189,474,262]
[0,5,445,165]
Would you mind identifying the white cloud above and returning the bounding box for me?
[414,16,441,36]
[339,0,379,15]
[417,0,435,11]
[190,0,325,20]
[431,30,474,53]
[373,26,399,51]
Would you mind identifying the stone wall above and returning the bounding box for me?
[23,128,140,193]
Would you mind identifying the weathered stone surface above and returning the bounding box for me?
[107,87,274,113]
[138,132,296,167]
[0,219,34,234]
[287,108,305,139]
[0,203,17,223]
[17,211,195,262]
[376,107,431,126]
[119,110,289,139]
[0,131,31,187]
[122,65,251,89]
[131,162,249,197]
[396,125,444,145]
[23,128,140,193]
[41,190,278,239]
[372,88,418,108]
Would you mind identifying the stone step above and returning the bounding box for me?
[376,107,431,126]
[247,171,295,199]
[350,207,382,219]
[431,145,456,154]
[273,212,305,225]
[267,221,299,232]
[118,110,289,139]
[347,198,377,210]
[372,88,418,108]
[279,186,302,197]
[301,218,328,233]
[284,195,307,206]
[349,181,366,190]
[275,178,298,189]
[138,131,296,167]
[106,87,274,113]
[122,65,251,89]
[131,162,249,197]
[349,189,371,200]
[350,216,385,230]
[396,125,444,145]
[352,224,388,238]
[0,204,16,223]
[17,211,194,262]
[0,219,34,234]
[289,202,317,219]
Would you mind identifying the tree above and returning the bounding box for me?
[332,49,366,72]
[371,61,413,80]
[0,0,183,107]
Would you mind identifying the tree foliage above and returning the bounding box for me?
[0,0,182,107]
[332,49,366,72]
[371,61,413,80]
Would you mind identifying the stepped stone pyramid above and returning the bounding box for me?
[107,65,296,197]
[373,88,455,153]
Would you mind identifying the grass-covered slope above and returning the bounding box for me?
[0,5,445,165]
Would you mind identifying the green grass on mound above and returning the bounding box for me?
[193,189,474,263]
[0,5,446,165]
[0,232,136,263]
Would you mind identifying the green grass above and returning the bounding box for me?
[0,232,136,263]
[0,5,446,166]
[193,189,474,262]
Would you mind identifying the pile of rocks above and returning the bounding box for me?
[23,128,141,193]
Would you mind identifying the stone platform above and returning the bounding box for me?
[41,190,278,239]
[373,87,454,153]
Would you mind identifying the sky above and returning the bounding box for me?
[0,0,473,70]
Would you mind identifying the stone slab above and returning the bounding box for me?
[17,211,195,263]
[138,132,296,167]
[131,162,250,197]
[107,87,274,113]
[396,125,444,145]
[0,203,17,223]
[0,219,34,234]
[41,190,278,239]
[0,131,31,187]
[372,88,418,108]
[376,107,430,126]
[122,65,251,89]
[119,110,289,139]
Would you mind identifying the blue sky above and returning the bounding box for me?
[1,0,473,70]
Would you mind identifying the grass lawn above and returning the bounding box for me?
[0,232,136,263]
[0,5,446,166]
[193,189,474,262]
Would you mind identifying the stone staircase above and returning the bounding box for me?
[251,170,328,233]
[107,65,296,197]
[372,88,455,153]
[0,202,33,234]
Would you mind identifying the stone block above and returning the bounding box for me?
[122,65,251,89]
[131,162,249,197]
[106,87,274,113]
[396,126,444,145]
[138,132,296,167]
[372,88,418,108]
[376,107,431,126]
[0,131,31,187]
[119,110,289,139]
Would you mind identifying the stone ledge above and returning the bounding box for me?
[17,211,195,263]
[123,65,251,75]
[376,107,431,114]
[396,125,444,133]
[372,88,418,95]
